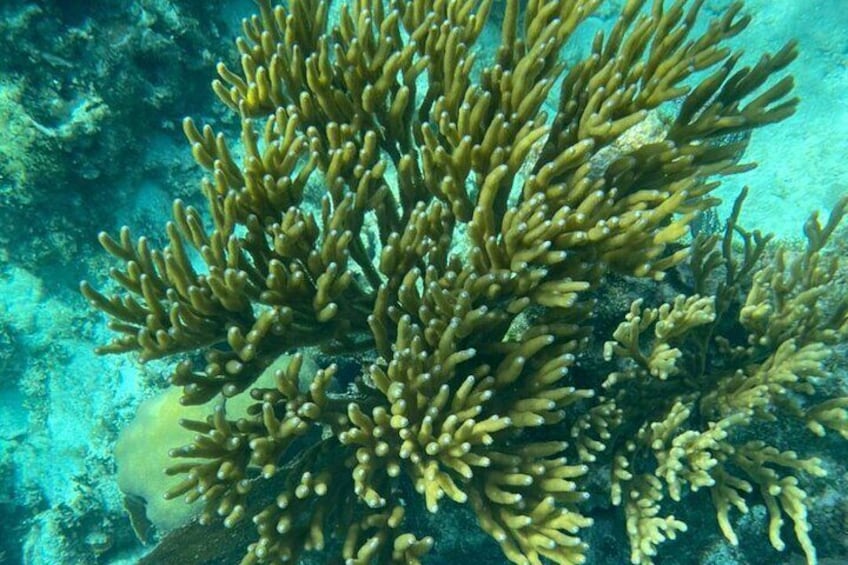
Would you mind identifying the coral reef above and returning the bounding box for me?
[82,0,847,563]
[0,0,237,270]
[0,3,251,561]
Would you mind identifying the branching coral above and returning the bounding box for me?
[596,191,848,563]
[80,0,846,563]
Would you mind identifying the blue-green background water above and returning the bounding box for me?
[0,1,846,563]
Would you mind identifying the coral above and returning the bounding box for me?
[114,352,314,534]
[115,385,209,533]
[596,191,848,563]
[81,0,846,563]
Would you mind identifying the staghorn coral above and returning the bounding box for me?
[80,0,846,563]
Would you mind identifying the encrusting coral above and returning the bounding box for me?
[81,0,847,563]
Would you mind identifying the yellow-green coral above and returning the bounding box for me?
[80,0,847,563]
[598,192,848,563]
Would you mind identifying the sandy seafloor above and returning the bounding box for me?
[0,0,846,563]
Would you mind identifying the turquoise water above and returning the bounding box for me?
[1,1,846,563]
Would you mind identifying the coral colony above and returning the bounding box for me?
[82,0,848,563]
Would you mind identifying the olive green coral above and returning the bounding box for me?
[81,0,847,563]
